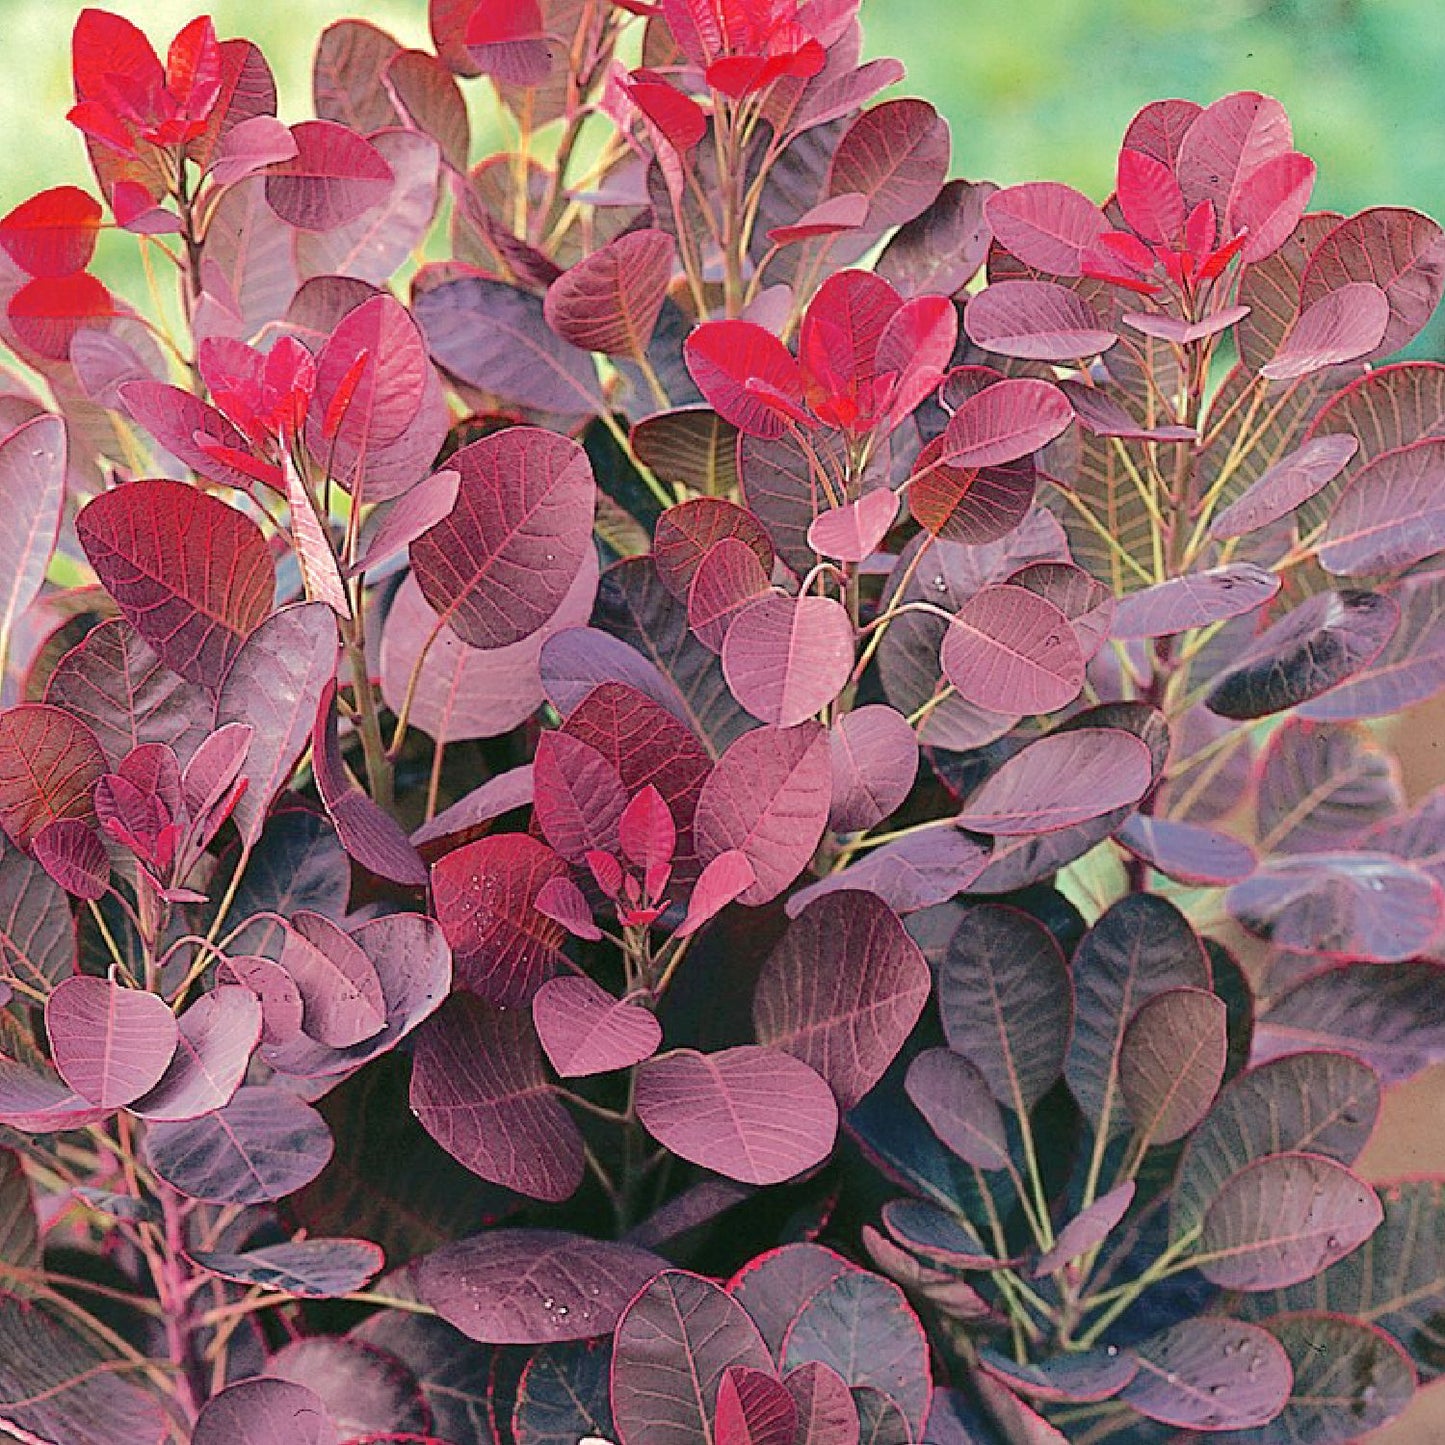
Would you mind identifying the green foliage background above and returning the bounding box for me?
[2,0,1440,348]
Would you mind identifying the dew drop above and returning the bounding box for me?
[1105,1345,1119,1357]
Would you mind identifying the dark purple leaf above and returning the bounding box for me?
[1116,815,1257,886]
[635,1046,839,1185]
[723,594,855,727]
[1034,1183,1137,1278]
[410,993,583,1201]
[131,985,261,1121]
[1119,987,1227,1146]
[965,280,1116,360]
[0,704,105,849]
[413,273,604,416]
[312,681,427,885]
[690,539,774,652]
[144,1084,333,1203]
[785,825,991,917]
[411,426,595,649]
[1255,962,1445,1084]
[985,182,1107,276]
[411,763,534,847]
[695,722,831,905]
[1122,1318,1292,1431]
[955,727,1153,835]
[977,1347,1138,1405]
[265,119,393,230]
[1320,438,1445,576]
[904,1047,1010,1171]
[940,903,1072,1111]
[941,584,1085,715]
[785,1362,862,1445]
[1205,590,1400,720]
[45,975,177,1108]
[415,1228,665,1344]
[877,178,997,298]
[827,100,950,231]
[1005,563,1115,661]
[217,602,338,847]
[1111,564,1280,640]
[531,974,662,1078]
[753,890,929,1109]
[545,229,675,359]
[190,1237,383,1297]
[612,1271,773,1445]
[1210,435,1359,539]
[926,1379,1068,1445]
[1067,894,1211,1138]
[193,1378,338,1445]
[632,407,740,498]
[539,630,689,732]
[513,1338,614,1445]
[1199,1151,1382,1290]
[0,833,74,992]
[827,705,918,833]
[32,819,108,900]
[77,478,275,690]
[715,1366,796,1445]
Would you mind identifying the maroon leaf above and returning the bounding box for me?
[410,993,583,1202]
[193,1379,338,1445]
[0,705,106,850]
[723,594,855,727]
[655,496,774,603]
[466,0,549,85]
[964,280,1116,360]
[941,378,1074,468]
[545,229,675,359]
[216,602,338,847]
[1199,1151,1382,1290]
[117,380,263,496]
[827,100,950,231]
[432,833,569,1005]
[132,985,261,1121]
[715,1366,797,1445]
[415,1228,666,1344]
[784,1362,862,1445]
[412,764,534,848]
[1119,987,1227,1147]
[904,1047,1010,1171]
[45,975,177,1109]
[1209,434,1359,539]
[144,1084,333,1203]
[910,443,1037,547]
[941,584,1085,715]
[955,727,1153,835]
[189,1237,382,1298]
[1320,438,1445,576]
[612,1271,773,1445]
[411,426,596,649]
[754,890,929,1109]
[941,903,1073,1112]
[1111,563,1280,639]
[533,731,628,863]
[312,681,427,885]
[76,478,275,690]
[1122,1318,1292,1431]
[265,119,393,230]
[1116,815,1257,887]
[1034,1183,1137,1278]
[695,722,832,905]
[1175,91,1293,222]
[352,467,461,576]
[827,705,918,833]
[985,183,1108,276]
[32,820,109,900]
[635,1046,838,1185]
[531,974,662,1078]
[1261,282,1390,380]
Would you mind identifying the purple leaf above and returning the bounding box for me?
[1261,281,1390,381]
[0,832,74,992]
[45,975,178,1109]
[1122,1318,1292,1431]
[411,426,595,649]
[0,415,64,658]
[940,904,1073,1112]
[76,478,275,691]
[190,1237,383,1298]
[1199,1151,1382,1290]
[877,178,996,298]
[807,489,900,564]
[904,1048,1010,1171]
[1321,438,1445,576]
[977,1347,1138,1405]
[415,1228,666,1344]
[412,763,534,847]
[941,378,1075,468]
[535,873,603,941]
[265,119,393,230]
[1059,381,1197,442]
[279,912,387,1049]
[1209,434,1359,539]
[964,280,1116,360]
[785,1362,862,1445]
[941,584,1085,715]
[1034,1183,1137,1278]
[1111,564,1280,640]
[612,1271,773,1445]
[1067,894,1211,1139]
[0,1056,109,1132]
[716,1366,797,1445]
[827,705,918,833]
[1206,590,1400,720]
[635,1046,839,1185]
[312,681,427,885]
[689,540,773,652]
[1176,91,1293,221]
[531,974,662,1078]
[1122,306,1250,345]
[131,985,262,1121]
[677,849,757,938]
[1254,961,1445,1085]
[432,832,569,1005]
[785,825,991,917]
[217,602,338,847]
[545,229,675,359]
[208,113,300,186]
[1117,147,1185,242]
[119,380,268,495]
[695,722,832,905]
[410,993,584,1201]
[1119,987,1227,1146]
[266,1336,428,1439]
[754,890,930,1109]
[144,1084,333,1203]
[955,727,1153,835]
[1116,815,1257,886]
[32,819,109,900]
[193,1379,338,1445]
[1006,562,1115,661]
[827,100,950,231]
[216,955,302,1047]
[723,594,855,727]
[511,1338,614,1445]
[984,182,1108,276]
[1229,150,1317,263]
[533,731,628,863]
[351,467,460,576]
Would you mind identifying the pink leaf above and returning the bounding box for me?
[965,280,1117,361]
[827,704,918,833]
[985,182,1108,276]
[677,849,756,938]
[807,488,899,562]
[534,874,602,941]
[1116,148,1184,244]
[1228,150,1316,263]
[723,594,855,727]
[1262,282,1391,381]
[532,975,662,1077]
[264,119,393,231]
[46,975,178,1109]
[941,378,1074,467]
[941,584,1085,715]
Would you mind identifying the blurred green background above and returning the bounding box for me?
[0,0,1441,350]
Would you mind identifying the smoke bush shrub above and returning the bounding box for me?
[0,1,1442,1440]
